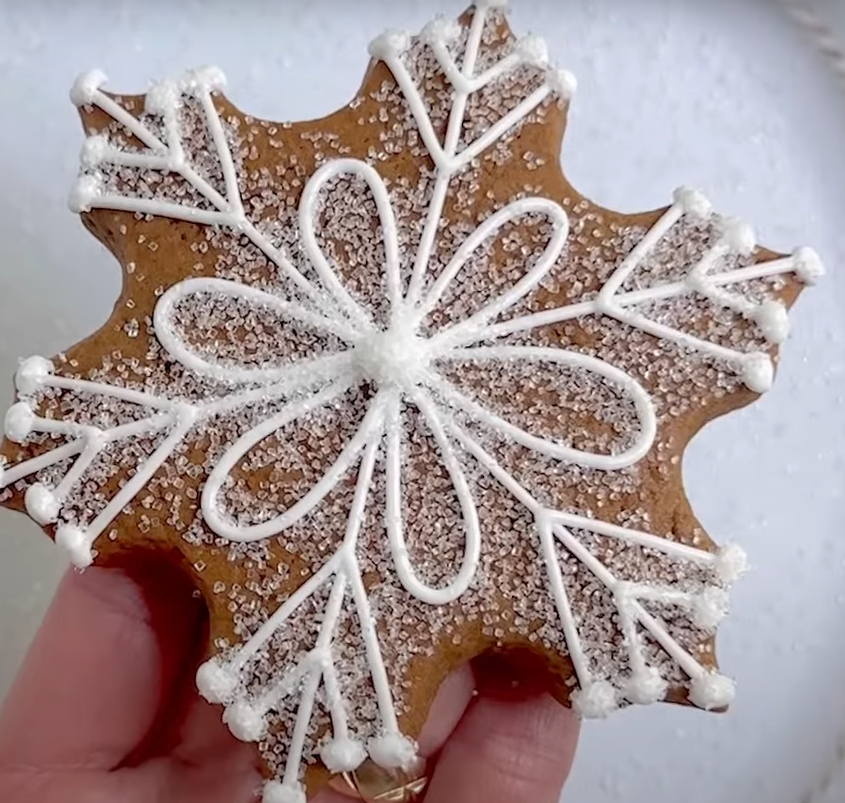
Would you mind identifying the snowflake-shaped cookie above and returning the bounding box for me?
[0,3,824,802]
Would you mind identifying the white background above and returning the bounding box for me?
[0,1,844,801]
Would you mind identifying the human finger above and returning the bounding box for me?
[422,661,579,803]
[0,562,203,769]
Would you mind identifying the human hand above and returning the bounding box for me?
[0,565,579,803]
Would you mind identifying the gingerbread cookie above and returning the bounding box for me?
[0,2,824,801]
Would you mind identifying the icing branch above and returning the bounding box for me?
[551,522,736,716]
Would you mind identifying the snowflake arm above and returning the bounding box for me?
[445,417,743,717]
[368,4,575,308]
[470,190,824,393]
[70,68,332,308]
[197,433,416,803]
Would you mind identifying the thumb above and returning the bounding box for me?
[423,661,579,803]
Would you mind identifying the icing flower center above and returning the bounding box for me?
[352,325,428,389]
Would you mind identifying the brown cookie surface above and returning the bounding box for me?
[0,3,824,801]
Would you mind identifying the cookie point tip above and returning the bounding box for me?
[572,680,618,719]
[715,544,749,584]
[516,34,550,67]
[689,672,735,711]
[623,667,668,706]
[4,402,35,444]
[420,17,462,45]
[719,217,757,256]
[367,733,418,770]
[692,587,730,630]
[321,736,368,773]
[547,67,577,99]
[70,69,108,107]
[739,352,773,394]
[55,525,94,569]
[15,356,53,395]
[673,186,713,220]
[223,700,267,742]
[68,175,102,214]
[793,246,825,285]
[368,29,412,60]
[196,659,239,703]
[752,300,790,345]
[25,483,61,525]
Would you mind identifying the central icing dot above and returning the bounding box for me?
[353,328,428,388]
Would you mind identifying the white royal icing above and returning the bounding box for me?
[688,671,736,711]
[0,3,821,798]
[320,736,368,774]
[262,782,306,803]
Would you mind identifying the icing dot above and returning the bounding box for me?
[25,484,61,526]
[719,217,756,256]
[475,0,510,8]
[196,659,239,703]
[793,246,825,285]
[4,403,35,443]
[184,66,227,93]
[145,80,181,116]
[320,736,367,772]
[223,701,266,742]
[692,587,730,631]
[623,667,668,706]
[571,680,618,719]
[262,782,306,803]
[546,68,578,100]
[751,300,789,345]
[368,733,418,770]
[672,186,713,221]
[715,544,748,584]
[689,673,735,711]
[420,18,462,46]
[368,30,412,60]
[55,526,94,569]
[353,329,427,388]
[740,352,773,393]
[80,135,110,169]
[15,356,53,395]
[70,69,107,106]
[515,35,549,67]
[68,175,103,214]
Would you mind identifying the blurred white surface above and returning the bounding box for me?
[0,1,843,801]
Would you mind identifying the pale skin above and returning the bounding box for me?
[0,564,579,803]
